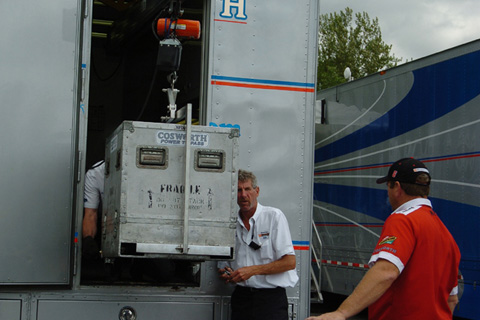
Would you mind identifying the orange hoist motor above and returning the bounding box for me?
[157,18,201,39]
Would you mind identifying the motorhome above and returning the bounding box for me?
[0,0,318,319]
[314,39,480,320]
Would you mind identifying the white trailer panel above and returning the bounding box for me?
[0,0,82,285]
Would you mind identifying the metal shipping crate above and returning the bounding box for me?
[102,121,239,260]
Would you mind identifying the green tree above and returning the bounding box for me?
[318,7,401,89]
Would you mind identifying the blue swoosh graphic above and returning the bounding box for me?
[315,50,480,162]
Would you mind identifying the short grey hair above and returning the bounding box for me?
[238,169,258,188]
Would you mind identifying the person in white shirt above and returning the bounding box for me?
[219,169,298,320]
[82,160,105,259]
[81,160,176,283]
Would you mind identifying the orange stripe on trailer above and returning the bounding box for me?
[294,246,310,251]
[211,80,315,93]
[214,19,247,25]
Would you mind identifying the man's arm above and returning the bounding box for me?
[448,294,458,313]
[82,208,98,238]
[228,254,295,283]
[305,259,399,320]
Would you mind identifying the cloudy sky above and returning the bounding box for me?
[319,0,480,63]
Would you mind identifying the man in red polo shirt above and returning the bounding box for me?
[306,158,461,320]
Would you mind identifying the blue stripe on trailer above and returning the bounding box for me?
[315,50,480,163]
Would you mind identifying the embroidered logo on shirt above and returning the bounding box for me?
[379,236,397,245]
[258,232,270,239]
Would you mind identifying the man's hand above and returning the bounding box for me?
[305,311,346,320]
[82,208,98,238]
[218,266,254,284]
[219,255,296,285]
[218,267,235,283]
[229,266,257,283]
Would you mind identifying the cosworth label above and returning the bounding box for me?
[156,130,209,147]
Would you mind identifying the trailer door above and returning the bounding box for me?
[0,0,82,285]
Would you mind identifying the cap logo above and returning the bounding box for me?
[413,168,429,173]
[391,170,398,178]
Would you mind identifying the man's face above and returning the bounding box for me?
[387,181,401,210]
[237,179,259,214]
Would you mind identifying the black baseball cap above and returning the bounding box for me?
[376,158,431,185]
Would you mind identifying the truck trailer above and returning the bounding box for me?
[314,39,480,319]
[0,0,319,319]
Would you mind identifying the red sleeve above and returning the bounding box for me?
[369,214,415,272]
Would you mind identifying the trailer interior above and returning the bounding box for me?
[82,0,206,287]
